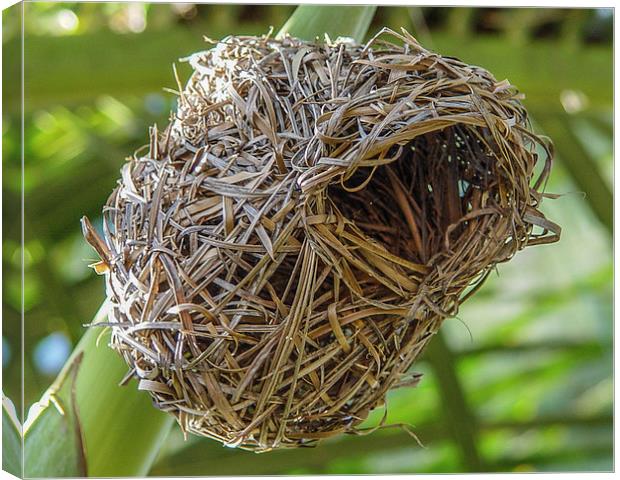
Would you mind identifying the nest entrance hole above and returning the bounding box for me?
[329,125,498,264]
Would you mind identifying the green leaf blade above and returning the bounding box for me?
[22,304,174,477]
[24,355,87,477]
[3,395,22,478]
[277,5,376,43]
[68,306,175,477]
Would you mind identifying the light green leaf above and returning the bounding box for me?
[21,303,174,477]
[71,324,174,477]
[2,395,22,477]
[277,5,376,43]
[24,354,87,477]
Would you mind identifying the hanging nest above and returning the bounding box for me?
[83,28,560,451]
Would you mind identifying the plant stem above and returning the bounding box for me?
[71,304,175,476]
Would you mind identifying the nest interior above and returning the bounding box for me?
[87,28,560,451]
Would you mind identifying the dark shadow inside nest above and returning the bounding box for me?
[328,125,499,265]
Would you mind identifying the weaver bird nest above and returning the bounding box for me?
[83,29,560,451]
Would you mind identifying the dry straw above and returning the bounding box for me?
[84,28,560,451]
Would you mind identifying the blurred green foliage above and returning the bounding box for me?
[2,3,612,474]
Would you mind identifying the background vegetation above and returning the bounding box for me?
[2,3,612,474]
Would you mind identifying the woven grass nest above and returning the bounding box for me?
[84,28,560,451]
